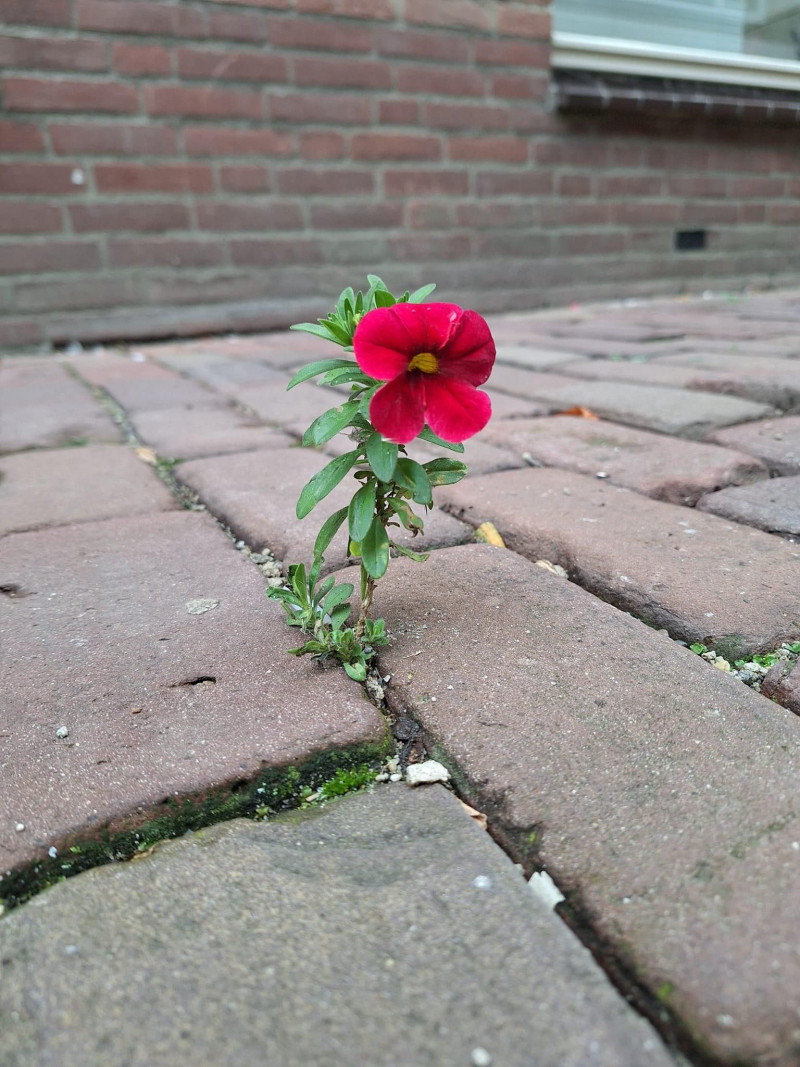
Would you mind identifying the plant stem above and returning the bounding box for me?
[356,563,375,639]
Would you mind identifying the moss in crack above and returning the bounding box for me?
[0,737,391,914]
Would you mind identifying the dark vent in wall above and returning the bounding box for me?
[675,229,707,251]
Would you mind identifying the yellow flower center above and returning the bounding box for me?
[408,351,439,374]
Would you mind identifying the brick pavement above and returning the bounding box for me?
[3,289,800,1066]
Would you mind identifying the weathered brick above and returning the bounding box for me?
[351,132,441,161]
[0,444,176,536]
[0,318,43,346]
[2,77,138,114]
[131,405,292,460]
[496,2,550,38]
[697,474,800,538]
[0,120,45,153]
[425,101,509,131]
[94,163,214,194]
[230,238,323,267]
[0,162,77,195]
[76,0,206,37]
[490,72,546,100]
[108,238,225,269]
[266,14,373,50]
[475,171,552,196]
[377,99,420,125]
[298,131,345,159]
[0,0,71,27]
[50,122,178,156]
[706,416,800,476]
[395,64,484,97]
[438,468,800,655]
[207,7,266,40]
[483,414,767,504]
[389,232,471,260]
[295,0,394,16]
[196,201,303,231]
[762,659,800,715]
[375,544,800,1066]
[220,164,271,193]
[112,43,172,77]
[176,47,286,83]
[275,167,374,196]
[449,136,528,163]
[474,38,546,66]
[269,91,371,125]
[0,35,108,73]
[294,55,392,90]
[0,369,122,452]
[0,240,101,275]
[184,125,293,157]
[70,202,190,233]
[404,0,489,31]
[0,201,61,235]
[144,84,263,120]
[375,26,470,62]
[14,276,134,314]
[310,202,403,229]
[384,169,468,197]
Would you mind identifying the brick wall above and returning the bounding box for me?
[1,0,799,349]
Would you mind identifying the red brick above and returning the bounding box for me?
[475,39,545,66]
[384,168,468,197]
[230,237,323,267]
[49,123,178,156]
[389,232,470,260]
[310,202,403,229]
[490,72,544,99]
[375,26,470,62]
[76,0,206,37]
[108,238,225,268]
[275,167,373,195]
[176,47,286,83]
[70,202,191,233]
[707,145,773,174]
[0,317,43,345]
[596,175,662,197]
[3,77,138,114]
[405,199,454,228]
[404,0,489,31]
[557,173,592,196]
[377,99,420,124]
[295,0,394,16]
[449,136,528,163]
[474,230,550,258]
[728,176,785,198]
[94,163,213,194]
[266,15,372,51]
[454,200,529,228]
[209,0,289,7]
[496,3,551,38]
[0,201,62,234]
[475,171,553,196]
[0,35,108,73]
[183,126,293,157]
[395,65,484,97]
[425,102,509,131]
[0,241,101,274]
[196,201,303,230]
[647,143,710,169]
[614,202,680,225]
[681,201,738,225]
[0,0,71,26]
[113,43,172,77]
[207,8,266,40]
[535,140,607,167]
[351,133,441,161]
[539,202,611,226]
[269,91,371,125]
[556,231,626,255]
[769,203,800,224]
[740,203,767,224]
[293,55,391,90]
[144,85,262,120]
[220,164,271,193]
[298,131,345,159]
[666,175,727,197]
[509,103,552,132]
[0,162,76,195]
[0,121,45,153]
[706,416,800,478]
[14,276,133,313]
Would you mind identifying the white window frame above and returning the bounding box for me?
[552,30,800,91]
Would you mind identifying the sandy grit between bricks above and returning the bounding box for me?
[0,510,387,878]
[437,467,800,657]
[371,545,800,1067]
[0,788,672,1067]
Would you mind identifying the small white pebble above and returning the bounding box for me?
[15,823,25,833]
[528,870,565,909]
[792,842,799,851]
[389,773,402,782]
[55,726,69,739]
[471,1048,492,1067]
[472,875,492,891]
[48,846,58,859]
[596,471,608,479]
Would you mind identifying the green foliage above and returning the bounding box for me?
[689,643,708,655]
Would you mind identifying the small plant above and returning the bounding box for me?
[268,275,496,679]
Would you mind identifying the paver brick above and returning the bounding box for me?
[762,660,800,715]
[494,344,587,370]
[706,415,800,475]
[484,388,550,420]
[131,406,293,461]
[373,544,800,1066]
[0,362,122,453]
[437,467,800,656]
[232,380,342,429]
[0,511,387,877]
[697,474,800,538]
[482,415,767,505]
[176,447,472,572]
[0,444,176,535]
[630,351,800,411]
[0,787,672,1067]
[166,356,286,394]
[489,374,774,438]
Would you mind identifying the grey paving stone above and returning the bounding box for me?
[706,415,800,475]
[0,787,672,1067]
[131,406,293,461]
[484,389,550,420]
[489,375,774,438]
[0,444,176,536]
[697,474,800,538]
[0,511,386,877]
[409,436,524,479]
[437,467,800,656]
[176,448,471,573]
[68,352,221,413]
[652,352,800,411]
[0,360,122,453]
[68,352,179,387]
[233,380,342,430]
[373,544,800,1067]
[495,344,586,370]
[482,416,767,505]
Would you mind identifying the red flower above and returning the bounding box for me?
[353,302,495,444]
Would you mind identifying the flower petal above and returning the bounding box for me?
[369,373,426,445]
[354,303,463,379]
[435,309,496,387]
[423,377,492,443]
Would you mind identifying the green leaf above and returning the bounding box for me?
[287,358,355,390]
[391,543,430,563]
[290,322,339,342]
[317,366,374,388]
[344,660,367,681]
[320,317,353,347]
[365,432,398,482]
[357,384,381,421]
[416,426,465,453]
[408,283,436,303]
[422,457,468,486]
[302,399,361,448]
[387,498,424,532]
[348,482,376,543]
[394,458,433,506]
[323,583,354,615]
[361,515,390,579]
[329,603,352,632]
[313,575,335,608]
[290,562,308,601]
[312,507,349,562]
[296,450,360,520]
[374,289,396,308]
[367,274,389,290]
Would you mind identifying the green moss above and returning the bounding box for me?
[0,736,391,913]
[656,981,675,1004]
